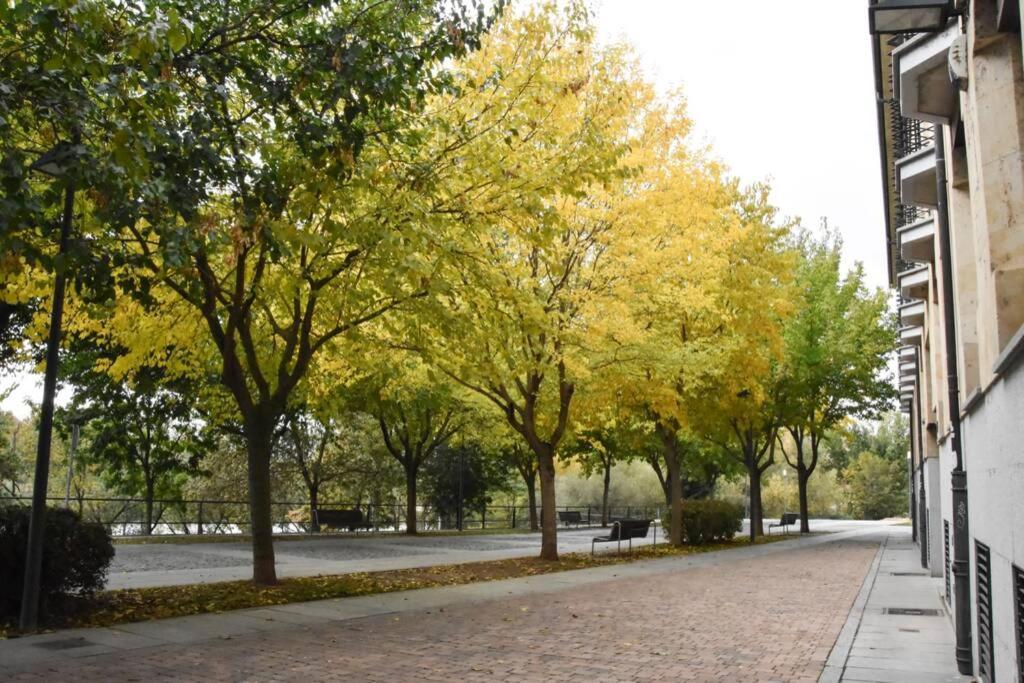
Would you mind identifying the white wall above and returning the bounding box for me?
[962,354,1024,682]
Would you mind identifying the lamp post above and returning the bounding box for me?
[19,131,80,631]
[868,0,953,34]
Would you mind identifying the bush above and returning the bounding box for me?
[0,505,115,621]
[662,499,743,544]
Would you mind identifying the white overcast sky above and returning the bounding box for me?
[1,0,888,420]
[593,0,887,284]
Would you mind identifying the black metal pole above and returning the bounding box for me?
[19,167,76,631]
[907,377,917,543]
[456,447,464,532]
[914,376,928,569]
[933,130,973,676]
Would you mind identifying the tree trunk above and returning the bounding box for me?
[405,465,418,535]
[246,425,277,585]
[537,449,558,560]
[601,459,611,528]
[309,486,320,533]
[748,465,763,542]
[143,477,155,536]
[525,471,539,532]
[656,423,683,546]
[797,465,810,533]
[666,445,682,547]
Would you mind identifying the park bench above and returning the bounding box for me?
[591,519,652,555]
[558,510,586,528]
[315,508,370,532]
[768,512,800,535]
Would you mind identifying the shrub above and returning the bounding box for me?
[0,505,115,621]
[662,499,743,544]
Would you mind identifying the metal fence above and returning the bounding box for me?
[0,495,664,537]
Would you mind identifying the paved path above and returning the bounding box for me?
[819,529,970,683]
[107,519,879,589]
[3,525,889,682]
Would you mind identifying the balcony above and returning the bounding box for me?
[900,360,918,378]
[899,346,917,362]
[892,23,960,125]
[901,325,924,347]
[898,265,930,302]
[896,146,938,209]
[900,300,926,327]
[897,217,936,263]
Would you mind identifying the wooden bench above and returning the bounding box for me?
[558,510,585,528]
[315,508,370,532]
[768,512,799,535]
[591,519,652,555]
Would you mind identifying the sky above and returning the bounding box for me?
[593,0,888,285]
[1,0,890,420]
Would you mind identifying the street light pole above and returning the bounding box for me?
[19,132,79,631]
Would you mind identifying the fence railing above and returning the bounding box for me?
[0,495,664,538]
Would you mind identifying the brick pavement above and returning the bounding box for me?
[7,539,878,682]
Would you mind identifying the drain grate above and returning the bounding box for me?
[32,637,93,651]
[883,607,943,616]
[890,571,928,577]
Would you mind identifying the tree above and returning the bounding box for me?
[844,451,907,520]
[567,429,618,528]
[421,440,511,530]
[48,1,502,584]
[281,410,377,532]
[412,4,645,559]
[776,230,897,532]
[0,410,26,495]
[368,365,463,535]
[825,412,909,475]
[501,442,539,531]
[64,367,212,535]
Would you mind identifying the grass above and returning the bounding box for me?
[4,533,799,638]
[112,526,542,546]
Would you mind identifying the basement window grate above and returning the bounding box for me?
[944,520,951,606]
[976,541,994,683]
[1014,564,1023,683]
[883,607,943,616]
[890,571,928,577]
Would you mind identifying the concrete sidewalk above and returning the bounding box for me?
[1,523,883,677]
[819,528,971,683]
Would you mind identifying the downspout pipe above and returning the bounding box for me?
[913,376,921,540]
[933,129,973,676]
[915,375,928,569]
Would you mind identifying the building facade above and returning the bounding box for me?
[869,1,1023,681]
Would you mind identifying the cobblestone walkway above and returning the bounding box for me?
[7,538,878,682]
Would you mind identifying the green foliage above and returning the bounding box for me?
[843,451,907,520]
[759,467,845,519]
[660,499,742,544]
[0,505,114,620]
[59,365,212,532]
[825,412,909,475]
[421,442,512,527]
